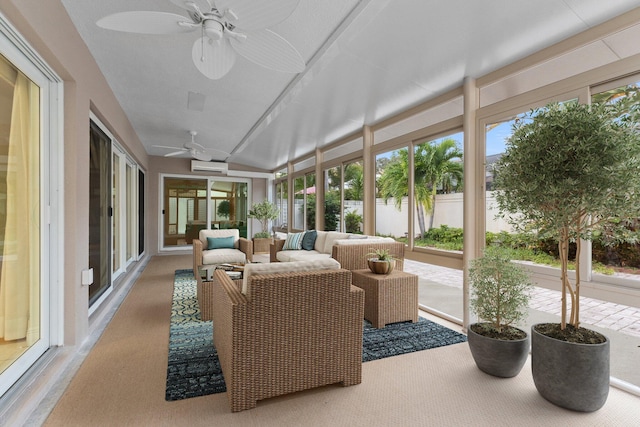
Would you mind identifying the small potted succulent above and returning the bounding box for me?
[366,248,395,275]
[468,246,532,378]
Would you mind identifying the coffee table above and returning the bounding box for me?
[351,269,418,328]
[199,263,244,281]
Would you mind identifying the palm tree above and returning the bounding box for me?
[417,139,463,231]
[344,162,364,201]
[377,139,463,237]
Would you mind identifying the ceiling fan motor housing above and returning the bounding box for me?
[204,19,223,40]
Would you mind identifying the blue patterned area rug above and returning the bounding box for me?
[165,269,467,401]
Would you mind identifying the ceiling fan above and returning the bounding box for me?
[96,0,305,79]
[153,130,229,161]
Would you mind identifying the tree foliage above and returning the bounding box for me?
[377,139,463,237]
[469,246,532,333]
[493,101,640,329]
[248,200,279,237]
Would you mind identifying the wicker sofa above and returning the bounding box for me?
[192,229,253,275]
[211,259,365,412]
[270,231,405,271]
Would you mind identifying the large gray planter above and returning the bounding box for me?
[531,324,610,412]
[467,324,529,378]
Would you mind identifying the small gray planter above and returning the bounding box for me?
[531,324,610,412]
[467,324,529,378]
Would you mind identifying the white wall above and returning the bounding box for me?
[373,191,513,238]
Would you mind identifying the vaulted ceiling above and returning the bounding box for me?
[61,0,640,171]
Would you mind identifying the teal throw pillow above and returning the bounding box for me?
[301,230,317,250]
[207,236,235,250]
[282,231,305,250]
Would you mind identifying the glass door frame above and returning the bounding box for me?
[159,173,252,251]
[0,16,63,398]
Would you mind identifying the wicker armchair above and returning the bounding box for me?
[211,268,365,412]
[192,229,253,276]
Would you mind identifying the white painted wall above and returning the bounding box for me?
[373,191,513,238]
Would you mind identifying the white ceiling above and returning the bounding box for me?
[61,0,640,171]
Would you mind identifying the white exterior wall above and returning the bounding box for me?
[373,191,513,238]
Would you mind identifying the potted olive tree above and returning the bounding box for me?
[468,246,532,378]
[493,101,640,411]
[248,200,279,253]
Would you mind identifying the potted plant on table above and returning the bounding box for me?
[493,101,640,411]
[468,246,532,378]
[248,200,279,254]
[367,248,395,275]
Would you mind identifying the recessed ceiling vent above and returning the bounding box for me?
[191,160,228,173]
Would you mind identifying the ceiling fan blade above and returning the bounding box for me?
[153,144,184,149]
[192,37,236,79]
[230,29,304,73]
[97,11,195,35]
[214,0,300,31]
[164,150,187,157]
[169,0,213,13]
[192,150,213,161]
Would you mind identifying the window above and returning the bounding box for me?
[412,132,463,251]
[324,165,341,231]
[293,176,305,230]
[375,148,409,241]
[324,160,364,232]
[343,161,363,233]
[274,180,288,228]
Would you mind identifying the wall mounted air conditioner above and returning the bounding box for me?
[191,160,228,173]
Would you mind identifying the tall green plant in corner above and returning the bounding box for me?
[493,101,640,333]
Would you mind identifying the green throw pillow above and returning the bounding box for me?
[207,236,235,250]
[301,230,317,250]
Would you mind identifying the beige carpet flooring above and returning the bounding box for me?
[44,254,640,427]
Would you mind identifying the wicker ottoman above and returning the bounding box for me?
[351,269,418,328]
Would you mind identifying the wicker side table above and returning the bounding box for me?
[351,269,418,328]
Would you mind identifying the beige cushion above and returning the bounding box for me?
[314,230,328,252]
[288,253,333,262]
[322,231,350,253]
[242,258,341,296]
[199,229,240,249]
[333,237,395,246]
[276,249,324,262]
[202,248,246,265]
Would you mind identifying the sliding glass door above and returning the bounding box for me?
[89,121,111,306]
[89,117,141,310]
[0,51,48,396]
[162,176,250,248]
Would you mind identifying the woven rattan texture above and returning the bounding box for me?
[352,269,418,328]
[212,268,364,412]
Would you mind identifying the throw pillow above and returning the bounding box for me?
[282,231,305,250]
[207,236,235,250]
[301,230,317,250]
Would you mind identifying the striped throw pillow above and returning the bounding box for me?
[282,231,305,250]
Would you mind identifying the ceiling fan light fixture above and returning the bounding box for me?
[204,19,223,40]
